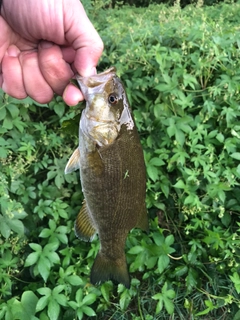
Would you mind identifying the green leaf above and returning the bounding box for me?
[53,102,65,118]
[29,243,42,252]
[166,289,175,299]
[7,104,19,118]
[54,294,67,307]
[36,296,50,312]
[47,170,57,180]
[164,297,174,315]
[230,272,240,294]
[186,267,198,293]
[221,212,231,227]
[0,146,8,158]
[39,228,52,238]
[152,282,175,315]
[48,251,60,265]
[7,219,25,236]
[38,256,51,282]
[48,299,60,320]
[233,310,240,320]
[11,301,23,318]
[230,152,240,160]
[195,300,216,316]
[175,129,185,146]
[3,115,13,129]
[55,174,65,189]
[20,291,38,318]
[155,299,163,314]
[119,290,131,310]
[165,235,174,247]
[25,252,40,267]
[216,132,224,143]
[12,118,27,132]
[38,287,51,296]
[0,218,11,238]
[82,306,96,317]
[67,275,83,286]
[149,157,165,166]
[101,283,112,303]
[158,255,170,273]
[184,194,196,205]
[128,246,144,255]
[56,233,68,244]
[53,285,65,295]
[171,265,188,278]
[68,301,78,310]
[147,165,159,182]
[0,106,6,120]
[173,180,185,189]
[155,83,172,92]
[146,256,158,269]
[82,294,97,306]
[77,309,83,320]
[167,125,175,138]
[76,289,83,302]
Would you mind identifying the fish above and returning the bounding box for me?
[65,67,148,288]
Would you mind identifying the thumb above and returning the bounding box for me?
[63,0,104,77]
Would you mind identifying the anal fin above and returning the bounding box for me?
[74,200,96,241]
[65,148,80,174]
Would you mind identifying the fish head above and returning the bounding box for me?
[76,67,134,146]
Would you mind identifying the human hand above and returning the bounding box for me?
[0,0,103,105]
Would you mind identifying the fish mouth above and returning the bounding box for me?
[76,67,117,99]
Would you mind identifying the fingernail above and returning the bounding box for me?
[7,45,19,57]
[40,41,53,49]
[80,67,97,77]
[90,67,97,75]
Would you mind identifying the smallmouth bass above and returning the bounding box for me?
[65,67,148,288]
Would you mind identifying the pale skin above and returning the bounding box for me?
[0,0,104,105]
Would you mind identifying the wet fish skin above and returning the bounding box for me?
[65,67,148,288]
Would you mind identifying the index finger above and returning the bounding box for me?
[63,0,104,77]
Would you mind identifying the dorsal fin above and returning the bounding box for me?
[74,200,96,242]
[65,148,80,174]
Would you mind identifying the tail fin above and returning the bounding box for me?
[90,252,130,289]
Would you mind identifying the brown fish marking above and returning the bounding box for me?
[65,67,148,288]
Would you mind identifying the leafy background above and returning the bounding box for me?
[1,0,240,319]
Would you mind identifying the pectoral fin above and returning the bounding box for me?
[87,149,104,175]
[65,148,80,174]
[74,200,96,241]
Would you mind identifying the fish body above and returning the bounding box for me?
[65,67,148,288]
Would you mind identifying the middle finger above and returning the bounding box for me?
[20,50,54,104]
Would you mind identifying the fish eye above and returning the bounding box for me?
[108,94,118,104]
